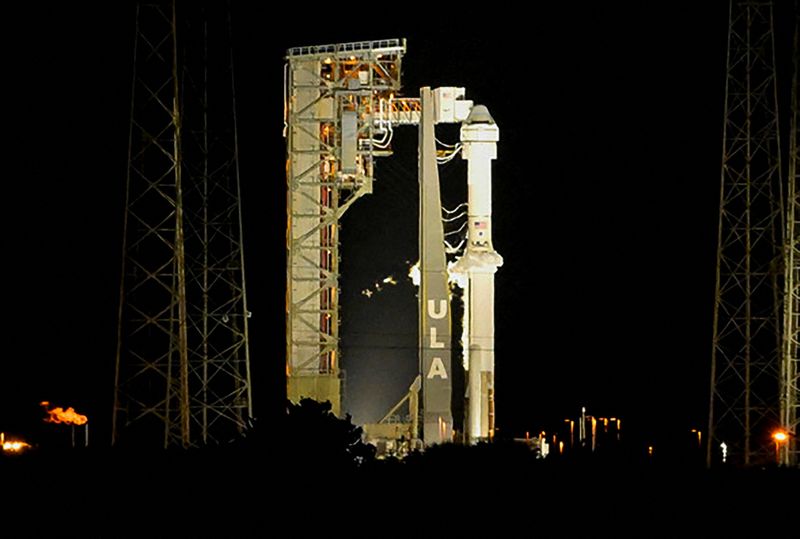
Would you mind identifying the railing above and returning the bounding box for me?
[287,38,405,58]
[374,97,422,127]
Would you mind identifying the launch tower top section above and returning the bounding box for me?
[287,38,406,60]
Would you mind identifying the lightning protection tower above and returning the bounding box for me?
[113,1,252,448]
[284,40,405,415]
[709,0,784,466]
[780,12,799,467]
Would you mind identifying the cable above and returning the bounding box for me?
[441,212,466,223]
[372,120,394,149]
[372,96,398,148]
[436,144,462,164]
[444,221,467,237]
[442,203,468,215]
[435,136,459,149]
[444,239,465,254]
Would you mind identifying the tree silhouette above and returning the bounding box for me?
[238,398,375,470]
[283,399,375,468]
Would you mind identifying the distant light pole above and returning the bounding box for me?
[691,429,702,449]
[564,419,574,448]
[579,407,586,445]
[538,431,549,458]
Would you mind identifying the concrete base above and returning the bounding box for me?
[287,374,341,416]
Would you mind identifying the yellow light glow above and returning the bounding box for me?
[2,439,31,453]
[690,429,702,445]
[773,431,788,443]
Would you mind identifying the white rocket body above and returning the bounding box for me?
[453,106,502,444]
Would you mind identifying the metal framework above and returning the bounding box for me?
[113,1,251,447]
[285,39,404,415]
[709,0,784,466]
[780,14,800,466]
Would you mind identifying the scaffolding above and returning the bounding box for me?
[285,39,405,415]
[113,1,251,447]
[709,0,784,466]
[780,14,799,466]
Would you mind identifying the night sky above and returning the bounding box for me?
[3,1,778,454]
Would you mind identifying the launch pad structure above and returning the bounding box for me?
[284,39,502,446]
[112,8,798,462]
[284,39,405,418]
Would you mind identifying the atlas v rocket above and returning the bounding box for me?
[452,105,502,444]
[283,39,503,449]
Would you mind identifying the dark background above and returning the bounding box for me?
[4,1,789,456]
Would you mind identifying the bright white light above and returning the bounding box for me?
[773,431,788,443]
[2,440,31,453]
[408,261,420,287]
[409,260,467,289]
[446,261,468,289]
[720,441,728,464]
[361,274,398,299]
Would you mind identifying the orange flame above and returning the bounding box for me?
[41,401,88,426]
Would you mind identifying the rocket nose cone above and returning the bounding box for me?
[465,105,495,125]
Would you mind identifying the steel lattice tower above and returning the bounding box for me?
[709,0,784,467]
[780,11,800,467]
[284,41,404,415]
[113,1,251,447]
